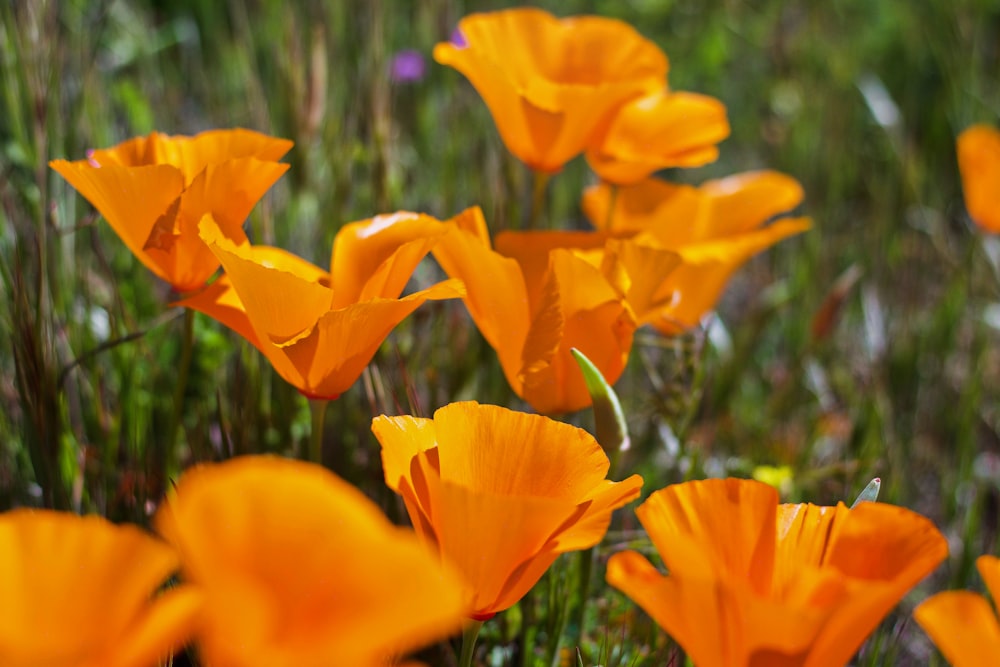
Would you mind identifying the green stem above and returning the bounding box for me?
[527,170,551,230]
[603,184,619,229]
[459,620,484,667]
[566,547,595,656]
[308,398,329,464]
[166,308,195,476]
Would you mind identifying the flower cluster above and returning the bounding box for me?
[23,4,992,667]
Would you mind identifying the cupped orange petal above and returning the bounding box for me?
[587,90,730,185]
[48,161,185,284]
[637,478,778,590]
[980,554,1000,604]
[372,401,641,618]
[330,211,450,307]
[608,478,947,667]
[0,510,199,667]
[431,212,532,392]
[807,502,949,667]
[434,8,667,173]
[51,128,292,291]
[156,456,466,667]
[276,280,463,399]
[957,124,1000,233]
[915,590,1000,666]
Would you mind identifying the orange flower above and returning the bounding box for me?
[176,212,463,400]
[957,124,1000,233]
[914,554,1000,665]
[582,171,811,333]
[434,8,667,173]
[431,208,636,414]
[156,455,466,667]
[0,509,201,667]
[49,128,292,292]
[607,478,948,667]
[586,89,730,185]
[372,401,643,620]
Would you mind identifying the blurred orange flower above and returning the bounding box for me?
[582,171,811,333]
[434,8,667,173]
[0,509,201,667]
[156,455,466,667]
[372,401,643,620]
[432,208,635,414]
[587,89,730,185]
[176,212,462,400]
[607,478,948,667]
[957,124,1000,233]
[49,128,292,292]
[914,554,1000,665]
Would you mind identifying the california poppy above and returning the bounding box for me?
[957,124,1000,233]
[0,509,201,667]
[431,207,635,414]
[914,554,1000,665]
[155,455,466,667]
[49,128,292,292]
[582,171,811,333]
[586,89,730,185]
[434,8,667,173]
[175,212,463,400]
[606,478,948,667]
[372,401,643,621]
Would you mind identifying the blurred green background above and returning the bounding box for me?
[2,1,1000,664]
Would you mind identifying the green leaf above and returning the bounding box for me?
[850,477,881,508]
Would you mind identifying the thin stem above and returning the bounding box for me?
[566,547,595,656]
[308,398,329,464]
[166,308,195,477]
[527,170,551,230]
[603,184,619,229]
[458,620,484,667]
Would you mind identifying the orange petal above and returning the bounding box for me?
[957,124,1000,233]
[914,590,1000,667]
[162,128,293,184]
[156,456,465,667]
[978,555,1000,607]
[607,549,734,666]
[415,453,581,616]
[697,170,805,239]
[371,414,438,494]
[330,212,448,308]
[587,90,730,185]
[276,280,463,399]
[49,160,185,284]
[0,510,195,667]
[431,218,531,390]
[549,474,643,551]
[806,501,948,667]
[199,218,332,343]
[173,275,265,352]
[434,8,666,173]
[581,178,701,237]
[636,479,778,592]
[430,401,612,498]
